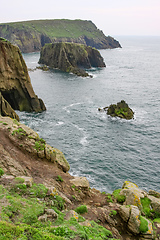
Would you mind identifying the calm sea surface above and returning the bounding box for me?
[19,36,160,193]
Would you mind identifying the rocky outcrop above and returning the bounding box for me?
[39,42,106,77]
[0,116,70,173]
[99,100,134,119]
[0,92,19,121]
[0,19,121,53]
[0,38,46,113]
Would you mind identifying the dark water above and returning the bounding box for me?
[19,36,160,193]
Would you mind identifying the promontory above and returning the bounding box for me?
[0,19,121,53]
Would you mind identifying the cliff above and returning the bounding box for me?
[0,116,160,239]
[39,42,106,77]
[0,19,121,53]
[0,38,46,114]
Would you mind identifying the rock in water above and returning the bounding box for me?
[39,42,106,77]
[0,38,46,113]
[99,100,134,120]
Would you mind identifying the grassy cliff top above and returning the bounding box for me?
[0,19,105,39]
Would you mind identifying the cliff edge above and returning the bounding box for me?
[0,38,46,115]
[0,19,121,53]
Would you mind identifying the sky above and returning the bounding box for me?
[1,0,160,36]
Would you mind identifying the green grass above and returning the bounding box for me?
[0,179,114,240]
[75,205,88,214]
[112,189,126,203]
[0,19,105,40]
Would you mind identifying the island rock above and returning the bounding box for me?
[99,100,134,120]
[0,38,46,114]
[38,42,106,77]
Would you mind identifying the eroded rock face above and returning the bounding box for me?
[0,116,70,173]
[38,42,106,77]
[0,38,46,113]
[0,92,19,121]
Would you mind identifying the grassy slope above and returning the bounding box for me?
[0,19,104,39]
[0,179,114,240]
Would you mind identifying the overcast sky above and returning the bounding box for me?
[1,0,160,36]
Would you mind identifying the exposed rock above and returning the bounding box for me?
[17,176,33,187]
[119,205,130,222]
[70,176,90,189]
[44,209,58,219]
[127,205,141,234]
[0,19,121,53]
[0,38,46,113]
[99,100,134,120]
[0,143,29,176]
[148,195,160,214]
[149,190,160,198]
[0,116,70,173]
[0,92,19,121]
[120,181,147,210]
[64,210,79,221]
[38,42,106,77]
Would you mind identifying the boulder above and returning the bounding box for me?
[99,100,134,120]
[65,210,79,221]
[127,205,141,234]
[148,195,160,214]
[120,181,147,210]
[0,38,46,113]
[38,42,106,77]
[70,176,90,189]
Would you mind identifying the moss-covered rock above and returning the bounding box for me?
[0,38,46,113]
[99,100,134,120]
[39,42,106,77]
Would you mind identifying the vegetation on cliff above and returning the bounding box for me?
[39,42,106,77]
[0,19,121,53]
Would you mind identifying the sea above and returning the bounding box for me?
[18,36,160,193]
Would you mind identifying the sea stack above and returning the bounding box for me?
[39,42,106,77]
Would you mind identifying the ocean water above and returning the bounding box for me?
[19,36,160,193]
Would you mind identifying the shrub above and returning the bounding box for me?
[113,189,126,203]
[56,175,64,182]
[75,205,88,214]
[0,168,4,177]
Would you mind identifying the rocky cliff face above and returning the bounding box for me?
[0,38,46,114]
[39,42,106,77]
[0,19,121,53]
